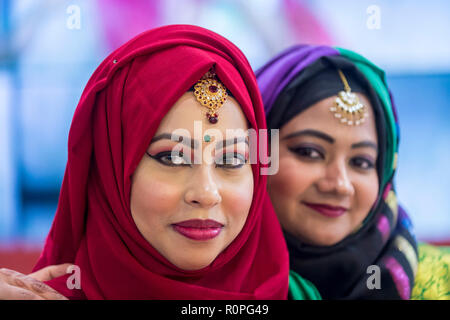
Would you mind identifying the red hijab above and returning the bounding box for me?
[33,25,289,299]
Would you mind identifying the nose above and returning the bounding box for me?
[184,165,222,209]
[316,159,354,197]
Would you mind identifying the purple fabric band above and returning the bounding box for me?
[255,44,339,115]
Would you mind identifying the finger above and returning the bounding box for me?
[0,282,44,300]
[0,268,68,300]
[29,263,74,282]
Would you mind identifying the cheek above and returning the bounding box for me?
[268,156,315,206]
[130,169,183,218]
[354,172,379,216]
[220,170,254,223]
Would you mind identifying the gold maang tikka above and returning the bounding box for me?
[330,69,368,126]
[193,68,228,124]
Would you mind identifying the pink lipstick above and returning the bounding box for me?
[172,219,224,241]
[302,202,347,218]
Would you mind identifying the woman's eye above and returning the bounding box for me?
[147,151,191,166]
[350,157,375,170]
[217,153,247,169]
[289,146,324,160]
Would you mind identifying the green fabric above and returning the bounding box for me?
[334,47,397,189]
[288,270,322,300]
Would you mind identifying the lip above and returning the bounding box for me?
[172,219,224,241]
[302,202,348,218]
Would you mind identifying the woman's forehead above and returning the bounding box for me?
[155,93,249,134]
[281,94,378,143]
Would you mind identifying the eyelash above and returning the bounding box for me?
[147,151,191,167]
[146,151,247,169]
[216,153,247,169]
[289,146,375,170]
[289,146,324,160]
[350,157,375,170]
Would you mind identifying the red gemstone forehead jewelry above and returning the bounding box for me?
[193,68,228,124]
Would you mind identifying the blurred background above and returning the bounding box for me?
[1,0,449,272]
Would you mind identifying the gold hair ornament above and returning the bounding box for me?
[330,69,368,126]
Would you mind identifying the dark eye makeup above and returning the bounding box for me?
[288,144,376,171]
[146,150,247,169]
[216,152,247,169]
[288,144,325,160]
[146,151,191,166]
[350,156,375,170]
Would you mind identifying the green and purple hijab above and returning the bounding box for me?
[256,45,419,300]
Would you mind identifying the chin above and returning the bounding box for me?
[170,254,217,271]
[298,229,346,247]
[313,233,347,247]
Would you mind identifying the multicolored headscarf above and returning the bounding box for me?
[256,45,419,299]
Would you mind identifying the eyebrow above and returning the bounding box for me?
[351,141,378,151]
[150,133,249,149]
[282,129,377,151]
[282,129,334,144]
[151,133,198,149]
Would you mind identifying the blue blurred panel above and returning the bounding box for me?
[21,201,56,245]
[0,72,19,243]
[313,0,450,73]
[20,79,77,191]
[387,73,450,240]
[2,0,102,243]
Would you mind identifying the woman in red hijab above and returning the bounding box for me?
[0,25,289,299]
